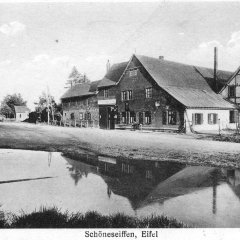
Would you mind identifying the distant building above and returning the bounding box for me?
[14,106,30,122]
[61,81,100,127]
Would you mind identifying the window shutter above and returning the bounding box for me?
[208,114,210,124]
[200,114,203,124]
[234,111,238,123]
[192,114,195,125]
[214,114,217,124]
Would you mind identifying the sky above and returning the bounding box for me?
[1,1,240,109]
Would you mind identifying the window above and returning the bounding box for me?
[121,90,133,101]
[146,170,153,180]
[167,110,177,125]
[129,69,137,77]
[130,112,136,123]
[127,90,133,100]
[145,111,151,124]
[230,110,237,123]
[70,113,75,120]
[208,113,218,125]
[103,89,109,98]
[162,110,177,125]
[228,86,236,98]
[145,87,152,98]
[193,113,203,125]
[20,114,21,118]
[122,112,126,124]
[79,112,83,120]
[121,91,127,101]
[85,112,91,120]
[121,163,133,174]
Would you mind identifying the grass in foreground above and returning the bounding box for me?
[0,207,186,228]
[213,134,240,143]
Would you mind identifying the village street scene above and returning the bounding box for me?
[1,2,240,233]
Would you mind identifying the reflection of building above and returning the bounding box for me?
[224,169,240,198]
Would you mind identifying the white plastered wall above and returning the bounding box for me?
[184,109,237,133]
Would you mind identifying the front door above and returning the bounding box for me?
[99,106,108,129]
[108,107,115,129]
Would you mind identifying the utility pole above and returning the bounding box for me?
[47,86,50,125]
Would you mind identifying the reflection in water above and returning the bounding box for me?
[1,149,240,227]
[48,152,52,167]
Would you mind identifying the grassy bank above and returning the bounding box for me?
[0,207,186,228]
[213,134,240,143]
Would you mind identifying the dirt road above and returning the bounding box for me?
[0,122,240,168]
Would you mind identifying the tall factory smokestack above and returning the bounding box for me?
[214,47,218,92]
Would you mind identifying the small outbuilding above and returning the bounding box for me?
[14,106,30,122]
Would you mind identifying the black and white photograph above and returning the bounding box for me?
[0,0,240,239]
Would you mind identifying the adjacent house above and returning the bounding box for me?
[219,65,240,125]
[115,54,236,133]
[61,80,100,127]
[97,61,128,129]
[14,106,30,122]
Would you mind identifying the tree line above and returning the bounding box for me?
[0,92,62,123]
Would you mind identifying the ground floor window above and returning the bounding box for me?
[70,112,75,120]
[193,113,203,125]
[122,112,126,124]
[79,112,83,120]
[208,113,218,124]
[145,111,151,124]
[130,111,136,123]
[230,110,237,123]
[85,112,91,120]
[121,111,136,124]
[163,110,177,125]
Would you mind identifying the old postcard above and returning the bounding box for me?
[0,0,240,239]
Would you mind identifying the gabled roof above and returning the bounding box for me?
[98,62,128,88]
[219,64,240,94]
[135,55,235,109]
[14,106,30,113]
[61,80,100,100]
[194,66,233,92]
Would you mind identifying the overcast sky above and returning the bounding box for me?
[1,1,240,109]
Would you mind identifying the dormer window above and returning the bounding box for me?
[129,69,137,77]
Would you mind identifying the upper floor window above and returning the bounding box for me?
[145,87,152,98]
[129,69,137,77]
[208,113,218,125]
[121,90,133,101]
[103,89,109,98]
[193,113,203,125]
[228,86,236,98]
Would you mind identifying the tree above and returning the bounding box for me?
[35,91,62,123]
[66,66,90,88]
[0,93,27,118]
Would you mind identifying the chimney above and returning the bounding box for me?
[214,47,218,92]
[106,59,110,73]
[159,56,164,60]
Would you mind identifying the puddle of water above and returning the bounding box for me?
[0,149,240,227]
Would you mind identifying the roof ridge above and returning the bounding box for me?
[135,54,233,73]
